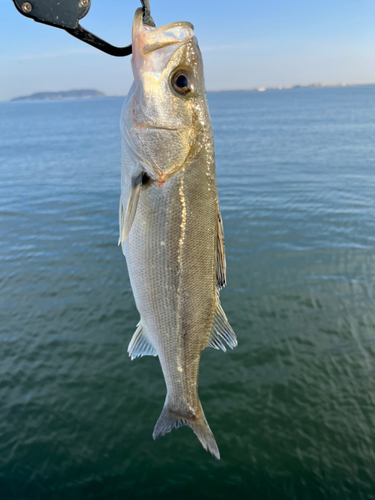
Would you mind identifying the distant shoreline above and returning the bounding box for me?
[10,89,105,102]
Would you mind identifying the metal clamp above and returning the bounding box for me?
[12,0,155,57]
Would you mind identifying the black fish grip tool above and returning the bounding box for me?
[11,0,155,56]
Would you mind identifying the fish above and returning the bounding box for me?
[119,8,237,459]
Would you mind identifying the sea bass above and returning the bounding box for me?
[119,8,237,459]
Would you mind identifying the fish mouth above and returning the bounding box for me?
[145,21,194,37]
[132,8,194,56]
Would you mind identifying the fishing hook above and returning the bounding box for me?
[11,0,155,57]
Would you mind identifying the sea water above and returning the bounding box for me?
[1,87,375,499]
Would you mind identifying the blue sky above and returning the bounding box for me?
[1,0,375,101]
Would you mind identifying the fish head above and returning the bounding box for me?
[121,8,208,182]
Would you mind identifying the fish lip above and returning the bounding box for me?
[138,20,195,55]
[148,21,194,35]
[141,38,193,55]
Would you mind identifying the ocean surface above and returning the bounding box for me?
[1,86,375,499]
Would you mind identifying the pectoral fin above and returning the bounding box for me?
[128,320,158,360]
[216,212,226,289]
[206,302,237,352]
[118,173,143,246]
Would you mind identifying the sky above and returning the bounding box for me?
[1,0,375,101]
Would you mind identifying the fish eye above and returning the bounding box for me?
[171,70,192,96]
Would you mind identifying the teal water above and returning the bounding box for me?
[1,87,375,499]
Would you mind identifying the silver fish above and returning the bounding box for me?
[119,8,237,459]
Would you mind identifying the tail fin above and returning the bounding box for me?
[152,400,220,460]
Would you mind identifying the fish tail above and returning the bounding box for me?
[152,399,220,460]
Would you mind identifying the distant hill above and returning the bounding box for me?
[10,90,105,102]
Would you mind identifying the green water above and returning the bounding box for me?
[1,87,375,499]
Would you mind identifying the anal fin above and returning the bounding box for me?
[206,302,237,352]
[128,321,158,360]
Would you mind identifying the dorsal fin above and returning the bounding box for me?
[128,321,158,360]
[216,212,226,289]
[206,302,237,352]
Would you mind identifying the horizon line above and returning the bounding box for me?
[2,82,375,102]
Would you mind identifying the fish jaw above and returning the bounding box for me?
[131,8,194,78]
[121,9,206,182]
